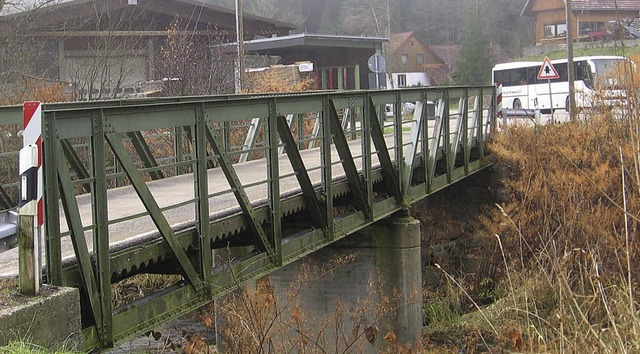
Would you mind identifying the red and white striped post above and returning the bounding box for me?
[18,101,43,295]
[495,83,504,126]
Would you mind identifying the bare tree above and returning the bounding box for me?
[0,0,65,104]
[244,0,303,26]
[60,2,152,100]
[157,17,235,96]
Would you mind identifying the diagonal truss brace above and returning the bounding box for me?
[57,152,104,337]
[204,124,278,263]
[328,99,372,217]
[105,133,204,291]
[126,131,165,180]
[276,116,327,229]
[402,99,426,196]
[367,97,402,203]
[61,139,91,193]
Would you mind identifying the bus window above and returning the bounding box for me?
[494,70,509,85]
[527,67,537,84]
[512,68,528,85]
[575,61,593,88]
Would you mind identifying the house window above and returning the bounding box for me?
[579,22,604,36]
[401,54,408,64]
[417,54,425,64]
[398,74,407,87]
[544,23,567,38]
[410,41,415,47]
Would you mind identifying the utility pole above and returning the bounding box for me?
[235,0,244,94]
[566,0,576,121]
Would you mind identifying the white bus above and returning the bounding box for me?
[492,56,629,113]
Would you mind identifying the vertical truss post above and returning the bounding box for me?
[57,150,103,338]
[443,91,452,183]
[174,126,184,175]
[267,100,282,266]
[321,96,334,239]
[296,114,305,151]
[458,90,469,174]
[195,104,212,282]
[223,121,231,156]
[423,93,432,194]
[91,110,113,346]
[363,94,374,216]
[394,93,403,191]
[350,106,357,140]
[115,159,125,187]
[43,112,62,285]
[478,88,489,157]
[464,90,477,173]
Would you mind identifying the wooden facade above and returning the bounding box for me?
[522,0,640,44]
[387,32,444,73]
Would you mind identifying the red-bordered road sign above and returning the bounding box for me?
[537,56,560,80]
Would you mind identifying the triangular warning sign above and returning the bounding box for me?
[537,56,560,80]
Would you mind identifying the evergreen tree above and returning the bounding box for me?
[456,1,495,84]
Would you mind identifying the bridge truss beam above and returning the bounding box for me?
[0,86,496,350]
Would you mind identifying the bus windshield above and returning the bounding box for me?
[589,58,627,89]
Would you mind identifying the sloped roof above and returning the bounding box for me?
[424,64,453,86]
[0,0,296,32]
[430,45,461,74]
[522,0,640,16]
[387,32,417,55]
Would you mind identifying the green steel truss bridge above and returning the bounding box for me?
[0,86,495,350]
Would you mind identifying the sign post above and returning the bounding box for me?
[367,54,386,89]
[537,57,560,123]
[19,102,43,296]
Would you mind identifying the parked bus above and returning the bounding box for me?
[492,56,629,113]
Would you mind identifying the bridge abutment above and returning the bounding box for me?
[262,211,423,352]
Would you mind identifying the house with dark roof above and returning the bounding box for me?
[521,0,640,44]
[386,32,452,87]
[0,0,295,99]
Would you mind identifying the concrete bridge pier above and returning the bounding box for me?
[265,210,423,353]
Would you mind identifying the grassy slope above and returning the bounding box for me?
[521,44,640,61]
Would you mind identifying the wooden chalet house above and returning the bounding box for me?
[386,32,452,87]
[521,0,640,44]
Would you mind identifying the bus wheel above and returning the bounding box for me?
[513,99,522,110]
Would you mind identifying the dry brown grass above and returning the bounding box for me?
[452,110,640,352]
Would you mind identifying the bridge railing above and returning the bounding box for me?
[0,86,495,348]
